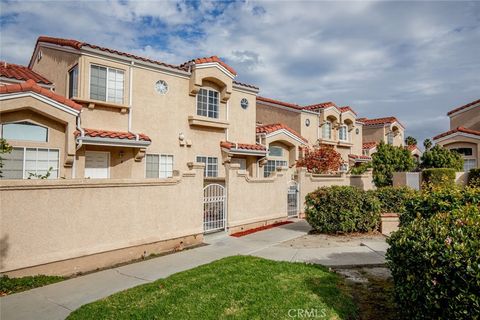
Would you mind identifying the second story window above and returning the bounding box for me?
[322,121,332,139]
[339,125,348,141]
[90,65,124,104]
[387,132,394,145]
[1,122,48,142]
[269,146,283,157]
[196,156,218,177]
[68,65,78,98]
[197,88,219,118]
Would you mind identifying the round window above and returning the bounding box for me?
[356,128,360,134]
[155,80,168,94]
[305,119,311,127]
[240,98,249,109]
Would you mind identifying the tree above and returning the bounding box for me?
[296,144,342,174]
[0,138,13,178]
[423,138,432,151]
[404,136,417,146]
[420,145,463,171]
[372,141,416,187]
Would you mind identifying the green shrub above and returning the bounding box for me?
[305,186,381,233]
[422,168,456,187]
[348,162,371,175]
[468,168,480,187]
[372,142,416,187]
[374,186,417,214]
[420,145,463,171]
[386,205,480,319]
[400,184,480,226]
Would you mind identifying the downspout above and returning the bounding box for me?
[76,112,85,151]
[128,61,134,132]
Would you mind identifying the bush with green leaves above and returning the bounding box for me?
[420,145,463,171]
[374,186,417,214]
[468,168,480,187]
[0,138,13,178]
[399,184,480,226]
[372,141,416,187]
[305,186,381,233]
[348,162,372,175]
[386,205,480,319]
[422,168,456,187]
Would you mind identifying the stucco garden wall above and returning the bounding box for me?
[0,163,204,276]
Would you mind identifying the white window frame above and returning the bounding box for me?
[463,159,476,172]
[196,155,218,177]
[89,64,125,104]
[84,151,110,179]
[322,121,332,139]
[1,121,49,143]
[68,64,78,99]
[339,125,348,142]
[387,132,394,145]
[145,154,174,178]
[268,146,283,157]
[1,146,60,179]
[264,160,288,178]
[196,88,219,119]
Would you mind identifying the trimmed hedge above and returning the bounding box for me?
[375,186,417,214]
[468,168,480,187]
[386,205,480,319]
[305,186,380,233]
[422,168,456,187]
[399,185,480,226]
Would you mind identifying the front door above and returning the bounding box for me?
[85,151,109,179]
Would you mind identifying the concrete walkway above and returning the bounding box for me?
[0,220,388,320]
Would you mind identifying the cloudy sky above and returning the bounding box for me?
[1,0,479,144]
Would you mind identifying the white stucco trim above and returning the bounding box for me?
[0,92,80,116]
[434,131,480,143]
[76,136,151,148]
[194,62,236,79]
[448,103,480,118]
[265,129,308,145]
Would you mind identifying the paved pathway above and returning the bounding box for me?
[0,220,388,320]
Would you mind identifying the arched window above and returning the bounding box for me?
[339,125,348,141]
[1,122,48,142]
[322,121,332,139]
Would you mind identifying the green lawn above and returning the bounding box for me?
[0,275,66,295]
[68,256,357,320]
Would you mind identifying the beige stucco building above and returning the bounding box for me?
[433,99,480,171]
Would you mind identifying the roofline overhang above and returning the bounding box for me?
[232,83,259,95]
[193,62,236,79]
[76,136,151,148]
[433,131,480,143]
[0,92,80,116]
[447,103,479,118]
[0,77,54,89]
[221,147,267,156]
[263,129,308,145]
[256,100,303,113]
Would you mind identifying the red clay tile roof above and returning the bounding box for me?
[362,142,378,150]
[433,126,480,140]
[348,154,372,160]
[33,36,187,72]
[339,106,357,115]
[182,56,237,76]
[76,128,151,141]
[360,116,404,128]
[447,98,480,116]
[233,80,259,90]
[257,96,303,110]
[0,79,81,111]
[302,101,337,111]
[220,141,266,151]
[0,62,52,85]
[256,123,308,143]
[405,144,419,151]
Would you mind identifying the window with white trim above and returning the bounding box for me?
[197,88,219,118]
[196,156,218,177]
[90,65,124,104]
[146,154,174,178]
[1,147,59,179]
[339,125,348,141]
[464,159,476,172]
[68,65,78,98]
[322,121,332,139]
[1,122,48,142]
[387,132,394,145]
[264,160,288,177]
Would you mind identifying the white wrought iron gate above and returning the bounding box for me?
[287,181,299,218]
[203,184,227,233]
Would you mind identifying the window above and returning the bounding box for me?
[464,159,476,172]
[196,156,218,177]
[146,154,174,178]
[340,163,349,172]
[240,98,249,109]
[339,125,348,141]
[68,65,78,98]
[264,160,288,177]
[269,146,283,157]
[387,132,394,145]
[451,148,473,156]
[197,88,219,118]
[1,147,59,179]
[322,121,332,139]
[1,122,48,142]
[90,65,124,104]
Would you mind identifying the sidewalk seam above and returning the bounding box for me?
[115,269,151,283]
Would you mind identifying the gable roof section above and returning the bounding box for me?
[182,56,237,76]
[339,106,357,115]
[447,98,480,116]
[362,141,377,150]
[360,116,404,128]
[0,79,81,111]
[302,101,337,111]
[433,126,480,140]
[256,123,308,143]
[0,62,52,85]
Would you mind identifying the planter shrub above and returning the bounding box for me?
[422,168,456,187]
[386,205,480,319]
[305,186,381,233]
[374,186,417,214]
[400,184,480,226]
[468,168,480,187]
